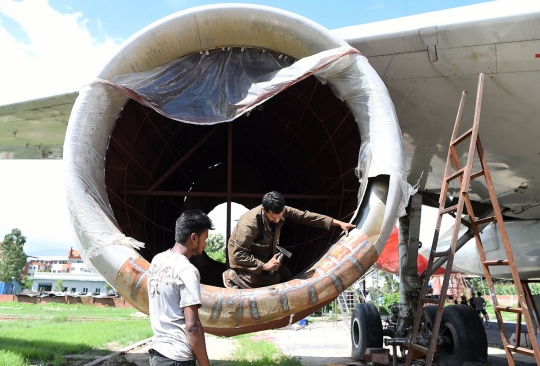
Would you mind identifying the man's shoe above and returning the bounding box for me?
[223,269,239,289]
[223,269,251,289]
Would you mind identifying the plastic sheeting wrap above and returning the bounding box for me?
[66,44,411,274]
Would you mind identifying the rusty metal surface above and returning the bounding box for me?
[113,232,378,336]
[115,257,150,314]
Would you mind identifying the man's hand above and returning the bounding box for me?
[262,253,281,272]
[332,219,356,236]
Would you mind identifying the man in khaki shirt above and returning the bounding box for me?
[223,191,355,288]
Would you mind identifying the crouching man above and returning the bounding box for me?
[223,191,355,288]
[148,210,214,366]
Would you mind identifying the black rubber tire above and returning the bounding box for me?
[401,305,438,359]
[423,305,438,332]
[438,305,488,366]
[350,303,383,359]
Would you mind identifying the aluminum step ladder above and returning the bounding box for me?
[405,73,540,365]
[337,290,360,331]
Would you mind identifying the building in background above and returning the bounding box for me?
[24,248,88,276]
[31,272,108,295]
[24,248,111,296]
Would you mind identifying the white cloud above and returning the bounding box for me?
[0,0,121,105]
[0,160,73,256]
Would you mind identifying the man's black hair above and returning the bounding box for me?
[477,291,482,297]
[175,210,214,243]
[262,191,285,213]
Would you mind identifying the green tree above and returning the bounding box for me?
[205,232,226,263]
[0,229,28,282]
[381,272,399,294]
[53,279,64,292]
[21,275,33,290]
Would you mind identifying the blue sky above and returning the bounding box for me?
[43,0,491,41]
[0,0,488,256]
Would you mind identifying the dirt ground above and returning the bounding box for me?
[77,319,538,366]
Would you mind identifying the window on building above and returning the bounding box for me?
[82,288,88,293]
[63,287,68,292]
[71,288,76,293]
[65,268,70,272]
[95,288,100,294]
[80,268,85,272]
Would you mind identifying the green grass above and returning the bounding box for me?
[485,303,522,323]
[0,351,28,366]
[0,303,152,366]
[226,334,302,366]
[0,301,143,319]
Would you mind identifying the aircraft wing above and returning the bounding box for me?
[332,2,540,220]
[0,92,77,159]
[333,2,540,278]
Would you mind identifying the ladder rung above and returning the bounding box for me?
[446,168,465,182]
[422,298,440,304]
[470,170,484,180]
[451,128,473,146]
[483,260,509,266]
[496,306,522,314]
[410,343,429,354]
[473,216,497,226]
[433,250,449,257]
[440,205,458,214]
[506,345,535,357]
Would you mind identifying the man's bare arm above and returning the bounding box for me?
[184,305,210,366]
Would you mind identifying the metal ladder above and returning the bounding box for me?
[337,290,360,331]
[406,72,540,365]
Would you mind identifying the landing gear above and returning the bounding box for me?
[414,305,487,365]
[350,303,383,359]
[437,305,488,366]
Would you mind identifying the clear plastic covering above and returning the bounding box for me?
[94,47,358,124]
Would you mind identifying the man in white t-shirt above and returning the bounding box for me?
[147,210,214,366]
[474,291,490,328]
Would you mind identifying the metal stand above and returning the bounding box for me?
[337,290,360,331]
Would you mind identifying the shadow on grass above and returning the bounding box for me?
[0,337,110,365]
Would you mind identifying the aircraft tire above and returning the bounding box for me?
[438,305,488,366]
[423,305,438,332]
[350,303,383,359]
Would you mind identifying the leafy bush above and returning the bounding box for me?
[53,280,63,292]
[382,292,400,308]
[494,284,517,295]
[206,232,226,253]
[205,232,226,263]
[207,250,226,263]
